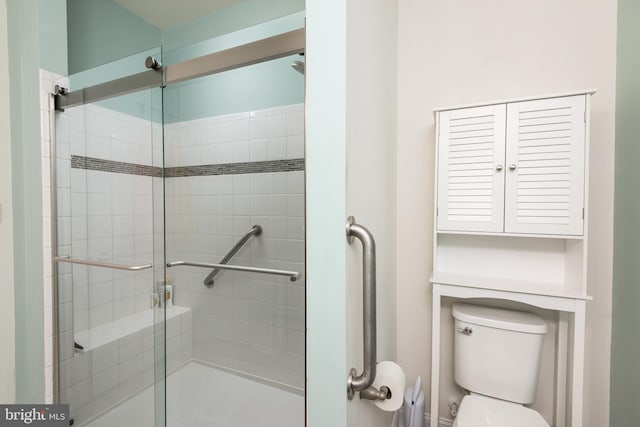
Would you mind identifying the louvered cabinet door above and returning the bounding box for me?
[504,95,586,235]
[437,104,506,232]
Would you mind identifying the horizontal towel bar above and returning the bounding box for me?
[167,260,301,282]
[53,256,153,271]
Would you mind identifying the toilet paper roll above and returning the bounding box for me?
[372,361,406,412]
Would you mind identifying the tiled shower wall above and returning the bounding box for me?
[165,104,305,389]
[55,100,163,334]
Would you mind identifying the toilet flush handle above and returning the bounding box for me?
[457,326,473,335]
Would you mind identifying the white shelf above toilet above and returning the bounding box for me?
[430,273,591,301]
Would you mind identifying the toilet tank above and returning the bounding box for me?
[452,303,547,404]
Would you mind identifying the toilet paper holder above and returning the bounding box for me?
[346,216,390,402]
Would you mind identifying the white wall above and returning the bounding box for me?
[396,1,617,425]
[0,0,16,404]
[345,0,398,426]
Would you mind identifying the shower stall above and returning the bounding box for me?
[50,28,305,426]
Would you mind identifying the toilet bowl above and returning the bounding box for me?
[453,394,549,427]
[451,303,549,427]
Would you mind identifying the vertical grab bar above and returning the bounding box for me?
[346,216,390,402]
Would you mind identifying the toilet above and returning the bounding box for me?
[451,303,550,427]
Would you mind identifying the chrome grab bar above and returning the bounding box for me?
[53,256,153,271]
[346,216,389,402]
[203,225,262,287]
[167,260,301,282]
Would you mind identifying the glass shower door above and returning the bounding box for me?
[52,50,167,427]
[162,52,305,427]
[51,28,306,427]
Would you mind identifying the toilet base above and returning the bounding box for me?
[452,394,549,427]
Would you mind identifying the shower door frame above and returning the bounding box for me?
[49,28,305,405]
[54,29,304,111]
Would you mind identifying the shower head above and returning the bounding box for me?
[291,60,305,75]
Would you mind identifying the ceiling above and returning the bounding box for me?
[113,0,243,30]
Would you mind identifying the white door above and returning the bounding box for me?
[504,95,586,235]
[437,104,506,233]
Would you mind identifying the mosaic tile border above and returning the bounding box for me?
[164,159,305,177]
[71,155,305,177]
[71,155,162,177]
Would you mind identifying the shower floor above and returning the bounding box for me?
[84,361,304,427]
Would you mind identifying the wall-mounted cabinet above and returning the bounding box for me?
[433,91,593,299]
[437,94,587,236]
[430,91,594,427]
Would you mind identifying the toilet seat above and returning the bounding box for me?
[452,394,549,427]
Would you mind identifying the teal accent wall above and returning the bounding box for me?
[66,2,304,123]
[161,11,305,122]
[161,0,304,52]
[611,0,640,425]
[163,11,304,65]
[162,11,305,123]
[66,0,305,74]
[163,55,303,123]
[38,0,67,75]
[65,47,163,123]
[6,0,46,403]
[66,0,160,74]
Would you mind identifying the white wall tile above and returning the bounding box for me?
[217,176,233,195]
[112,216,134,237]
[232,141,250,162]
[217,142,233,163]
[91,365,119,399]
[86,108,112,139]
[87,216,112,239]
[232,196,251,216]
[268,195,288,217]
[267,138,286,160]
[87,237,113,260]
[287,111,304,136]
[66,379,91,409]
[70,130,86,156]
[287,195,304,217]
[86,134,111,160]
[267,114,287,138]
[71,169,87,193]
[119,331,143,361]
[232,119,250,142]
[87,194,111,216]
[217,121,233,143]
[89,282,113,308]
[286,135,305,159]
[250,117,267,139]
[89,303,113,327]
[250,140,268,162]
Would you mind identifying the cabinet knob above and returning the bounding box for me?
[495,165,503,171]
[509,164,517,171]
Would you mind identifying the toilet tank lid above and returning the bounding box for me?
[452,303,547,334]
